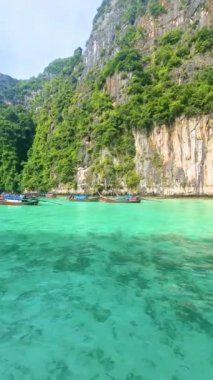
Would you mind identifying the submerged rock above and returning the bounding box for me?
[92,306,111,323]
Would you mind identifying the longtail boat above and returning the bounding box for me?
[69,194,99,202]
[0,194,39,206]
[100,195,141,203]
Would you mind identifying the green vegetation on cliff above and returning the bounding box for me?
[22,48,84,191]
[96,26,212,131]
[0,105,34,192]
[149,0,167,17]
[22,25,212,192]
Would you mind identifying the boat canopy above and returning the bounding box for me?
[2,194,25,200]
[75,195,88,200]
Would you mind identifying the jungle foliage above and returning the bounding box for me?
[0,105,34,192]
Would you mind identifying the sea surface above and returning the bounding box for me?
[0,198,212,380]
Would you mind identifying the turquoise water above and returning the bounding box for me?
[0,199,212,380]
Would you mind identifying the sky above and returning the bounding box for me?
[0,0,102,79]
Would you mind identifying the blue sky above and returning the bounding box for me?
[0,0,102,79]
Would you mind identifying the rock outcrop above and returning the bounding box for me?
[84,0,211,70]
[134,116,213,195]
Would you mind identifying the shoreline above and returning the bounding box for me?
[142,195,213,199]
[48,194,213,200]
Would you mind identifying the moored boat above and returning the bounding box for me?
[0,194,39,206]
[69,194,99,202]
[100,195,141,203]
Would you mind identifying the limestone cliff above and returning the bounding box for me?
[84,0,212,70]
[134,116,213,195]
[73,116,213,196]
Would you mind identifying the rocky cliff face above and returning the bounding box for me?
[84,0,211,69]
[134,116,213,195]
[73,116,213,196]
[84,0,122,69]
[136,0,211,46]
[86,0,213,97]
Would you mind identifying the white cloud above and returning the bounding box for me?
[0,0,101,79]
